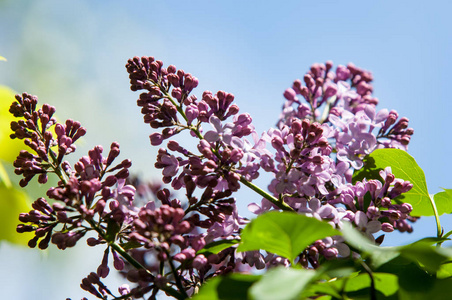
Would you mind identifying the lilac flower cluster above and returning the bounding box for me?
[9,93,144,298]
[250,62,416,265]
[10,57,418,299]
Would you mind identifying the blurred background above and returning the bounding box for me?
[1,0,451,299]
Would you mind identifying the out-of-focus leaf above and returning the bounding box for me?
[0,185,32,245]
[0,55,6,61]
[197,239,240,257]
[341,222,399,268]
[190,273,261,300]
[344,272,398,297]
[343,222,452,272]
[437,261,452,279]
[0,85,24,162]
[397,276,452,300]
[0,161,11,187]
[399,242,451,273]
[352,149,431,216]
[434,189,452,215]
[300,279,343,299]
[249,267,317,300]
[237,211,340,263]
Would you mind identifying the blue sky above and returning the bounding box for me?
[1,0,451,299]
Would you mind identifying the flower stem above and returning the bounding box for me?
[165,249,189,299]
[360,260,376,300]
[239,176,294,212]
[428,194,442,240]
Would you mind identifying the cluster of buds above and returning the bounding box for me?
[126,56,261,194]
[331,167,415,233]
[10,93,87,187]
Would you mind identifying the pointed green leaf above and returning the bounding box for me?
[434,189,452,215]
[249,267,317,300]
[119,240,143,250]
[352,149,431,216]
[237,211,340,263]
[197,239,240,257]
[105,218,121,242]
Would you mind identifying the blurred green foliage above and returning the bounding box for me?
[0,82,32,246]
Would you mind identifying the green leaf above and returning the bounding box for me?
[237,211,340,263]
[341,222,400,268]
[398,242,451,273]
[0,185,32,245]
[191,273,261,300]
[105,218,121,242]
[344,272,398,297]
[437,261,452,279]
[197,239,240,257]
[362,191,372,212]
[352,149,431,216]
[0,161,11,187]
[396,272,452,300]
[0,85,25,162]
[301,279,343,299]
[249,267,317,300]
[342,222,452,272]
[0,55,6,61]
[434,189,452,215]
[377,259,435,295]
[119,240,143,250]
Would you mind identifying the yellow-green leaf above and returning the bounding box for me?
[0,85,24,162]
[0,185,32,245]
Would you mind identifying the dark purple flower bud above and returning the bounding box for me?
[325,60,333,71]
[38,231,52,250]
[97,248,110,278]
[381,223,394,232]
[304,74,315,89]
[322,247,338,260]
[115,168,129,179]
[324,84,337,98]
[173,252,186,262]
[112,250,125,270]
[184,74,199,92]
[271,136,284,150]
[170,234,185,246]
[283,88,298,102]
[400,203,413,214]
[191,236,206,251]
[171,87,182,101]
[185,104,199,124]
[168,74,180,87]
[167,65,177,74]
[17,224,35,233]
[66,232,83,247]
[193,254,208,269]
